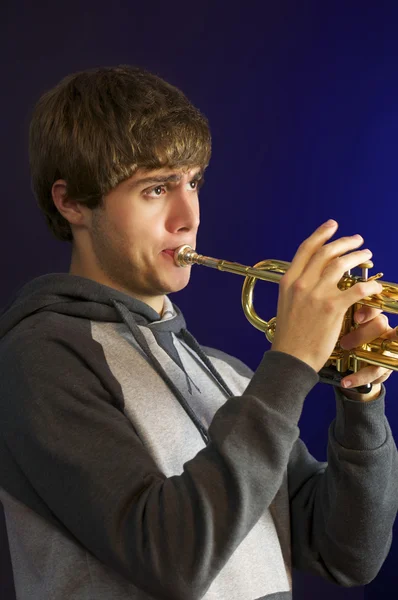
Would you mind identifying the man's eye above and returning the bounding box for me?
[189,178,203,190]
[147,185,166,197]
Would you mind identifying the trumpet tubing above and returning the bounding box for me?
[175,245,398,374]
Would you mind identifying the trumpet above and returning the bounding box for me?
[174,245,398,389]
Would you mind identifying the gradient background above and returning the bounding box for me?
[1,2,398,598]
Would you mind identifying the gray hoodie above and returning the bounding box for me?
[0,273,397,600]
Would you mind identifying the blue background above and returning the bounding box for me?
[1,2,398,598]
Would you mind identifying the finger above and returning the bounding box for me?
[317,248,372,287]
[286,220,338,280]
[340,365,391,389]
[340,314,390,350]
[372,372,393,385]
[302,236,366,284]
[354,306,382,324]
[381,325,398,340]
[343,279,384,308]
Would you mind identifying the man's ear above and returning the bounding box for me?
[52,179,88,227]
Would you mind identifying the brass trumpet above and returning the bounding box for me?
[175,245,398,388]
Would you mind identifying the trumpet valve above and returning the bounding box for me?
[358,261,374,281]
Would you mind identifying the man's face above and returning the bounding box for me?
[74,166,202,312]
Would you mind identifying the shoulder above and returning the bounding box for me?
[0,307,106,363]
[0,310,113,395]
[1,310,86,346]
[0,311,125,422]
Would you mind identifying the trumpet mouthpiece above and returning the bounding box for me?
[174,245,195,267]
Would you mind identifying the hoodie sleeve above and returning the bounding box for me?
[206,345,398,586]
[288,387,398,586]
[0,313,317,600]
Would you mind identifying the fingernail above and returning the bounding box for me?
[324,219,337,227]
[356,312,365,323]
[342,380,352,388]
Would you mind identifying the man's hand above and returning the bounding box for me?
[271,220,383,373]
[338,307,396,401]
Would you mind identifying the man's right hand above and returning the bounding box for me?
[271,219,383,373]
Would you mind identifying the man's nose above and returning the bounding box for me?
[166,188,200,232]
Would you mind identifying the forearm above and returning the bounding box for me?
[290,386,398,586]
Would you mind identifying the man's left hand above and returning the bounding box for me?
[339,306,396,401]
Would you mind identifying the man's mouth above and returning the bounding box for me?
[162,249,176,258]
[162,246,195,263]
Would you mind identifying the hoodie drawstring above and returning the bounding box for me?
[112,300,213,445]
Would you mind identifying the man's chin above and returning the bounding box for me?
[158,273,191,295]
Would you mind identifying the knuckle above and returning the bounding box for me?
[316,245,331,259]
[354,282,368,297]
[296,239,310,254]
[308,289,337,314]
[323,298,336,314]
[375,368,388,380]
[341,235,359,245]
[279,273,290,290]
[331,256,346,271]
[292,278,306,294]
[367,313,388,330]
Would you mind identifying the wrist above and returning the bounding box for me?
[334,385,387,449]
[341,383,382,402]
[270,344,320,372]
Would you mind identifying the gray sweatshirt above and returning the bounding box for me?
[0,273,397,600]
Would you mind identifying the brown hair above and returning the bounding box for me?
[29,65,212,242]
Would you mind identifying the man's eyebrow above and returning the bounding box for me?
[128,170,203,189]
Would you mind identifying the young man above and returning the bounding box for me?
[0,65,397,600]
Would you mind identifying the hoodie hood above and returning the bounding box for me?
[0,273,234,444]
[0,273,186,340]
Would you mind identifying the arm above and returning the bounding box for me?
[0,319,318,600]
[288,386,398,586]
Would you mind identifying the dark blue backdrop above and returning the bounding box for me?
[1,2,398,598]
